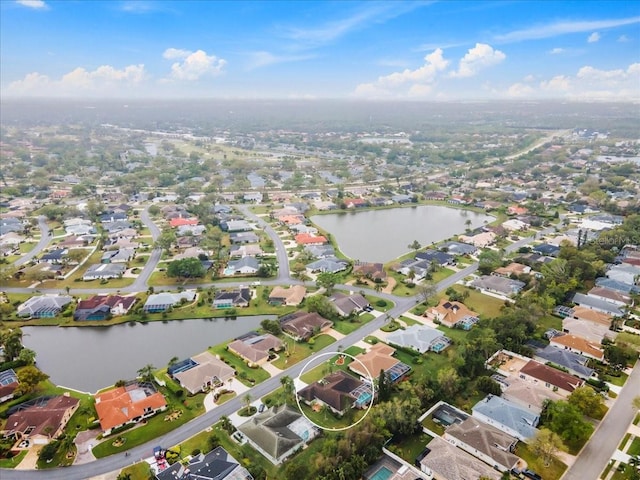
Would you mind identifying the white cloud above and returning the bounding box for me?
[16,0,47,9]
[450,43,505,78]
[495,16,640,43]
[549,47,565,54]
[540,75,571,92]
[618,34,630,42]
[164,49,226,80]
[246,51,314,70]
[6,64,146,96]
[588,32,601,43]
[507,83,535,97]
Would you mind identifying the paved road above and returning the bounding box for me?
[562,361,640,480]
[13,216,50,267]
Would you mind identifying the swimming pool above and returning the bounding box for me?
[369,466,393,480]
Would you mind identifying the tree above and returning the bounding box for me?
[137,364,156,383]
[567,385,606,418]
[15,366,49,396]
[280,375,294,401]
[17,348,37,365]
[243,393,252,411]
[437,367,461,398]
[377,369,391,402]
[476,376,502,396]
[305,294,337,320]
[0,328,24,362]
[531,428,565,467]
[408,240,422,252]
[167,257,206,279]
[316,272,339,295]
[261,319,282,336]
[478,249,503,275]
[155,229,177,253]
[38,440,60,463]
[418,282,437,304]
[544,400,593,449]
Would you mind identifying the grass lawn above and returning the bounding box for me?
[118,461,154,480]
[332,313,374,335]
[430,267,455,283]
[300,352,355,383]
[209,344,271,386]
[400,315,422,326]
[365,295,394,312]
[0,450,28,469]
[442,285,506,319]
[611,463,640,480]
[216,391,236,405]
[627,437,640,456]
[299,400,366,430]
[421,416,445,436]
[388,432,432,464]
[605,371,629,387]
[515,443,567,480]
[437,325,469,344]
[272,334,335,370]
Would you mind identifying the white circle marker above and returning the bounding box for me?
[294,350,375,432]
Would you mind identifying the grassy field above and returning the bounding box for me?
[272,334,335,369]
[441,285,506,319]
[627,437,640,456]
[515,443,567,480]
[332,313,375,335]
[0,450,28,469]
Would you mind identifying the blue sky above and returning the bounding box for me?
[1,0,639,100]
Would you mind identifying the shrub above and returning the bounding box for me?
[191,448,201,457]
[376,299,387,307]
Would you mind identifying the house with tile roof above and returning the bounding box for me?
[0,369,19,404]
[348,343,411,383]
[17,295,73,319]
[472,395,539,441]
[471,275,525,297]
[563,307,616,343]
[519,360,585,396]
[155,446,253,480]
[418,436,501,480]
[427,299,479,330]
[2,394,79,445]
[227,334,283,367]
[295,233,328,245]
[444,417,520,473]
[500,376,564,413]
[169,217,199,228]
[386,325,451,354]
[280,311,333,341]
[225,257,260,275]
[352,261,387,280]
[74,294,137,321]
[268,285,306,306]
[549,334,605,361]
[173,351,235,395]
[297,370,373,415]
[237,405,319,464]
[95,381,167,435]
[328,292,370,317]
[494,263,531,277]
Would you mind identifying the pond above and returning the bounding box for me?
[310,205,493,262]
[22,315,276,393]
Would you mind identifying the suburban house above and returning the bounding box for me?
[549,334,605,361]
[563,306,616,343]
[230,244,264,258]
[532,243,560,257]
[304,245,336,258]
[348,343,411,384]
[418,436,502,480]
[587,286,633,307]
[74,294,137,321]
[416,250,455,267]
[213,288,252,309]
[169,217,199,228]
[17,295,73,319]
[229,232,260,244]
[493,263,531,277]
[237,405,319,464]
[83,263,126,281]
[328,292,370,317]
[427,299,479,330]
[499,376,564,414]
[352,261,387,281]
[220,220,253,232]
[533,345,595,379]
[595,277,639,295]
[458,231,496,248]
[471,275,525,297]
[39,248,68,264]
[280,311,333,341]
[268,285,306,306]
[0,369,19,404]
[143,290,197,313]
[171,352,235,395]
[519,360,585,396]
[227,333,283,367]
[442,241,477,256]
[225,257,260,275]
[297,371,373,415]
[305,257,348,274]
[2,394,79,445]
[95,381,167,435]
[155,446,253,480]
[444,417,521,473]
[472,394,539,441]
[571,292,625,317]
[294,233,328,245]
[386,325,451,354]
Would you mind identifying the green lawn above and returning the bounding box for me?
[627,437,640,456]
[272,334,335,369]
[299,399,366,430]
[421,416,445,436]
[515,443,567,480]
[400,315,422,326]
[209,344,271,386]
[387,432,432,464]
[0,450,28,469]
[332,314,374,335]
[604,371,629,387]
[118,462,154,480]
[216,391,236,405]
[442,285,506,319]
[300,352,356,383]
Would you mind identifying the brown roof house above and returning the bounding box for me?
[549,334,605,362]
[348,343,411,384]
[280,311,333,341]
[94,381,167,435]
[297,371,373,415]
[268,285,306,306]
[173,352,235,395]
[227,333,283,367]
[427,299,479,330]
[444,417,521,473]
[2,394,79,445]
[352,261,387,281]
[519,360,584,396]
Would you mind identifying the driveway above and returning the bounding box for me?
[74,430,100,465]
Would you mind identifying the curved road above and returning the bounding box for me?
[13,216,50,267]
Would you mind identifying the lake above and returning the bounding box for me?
[310,205,493,262]
[22,315,276,393]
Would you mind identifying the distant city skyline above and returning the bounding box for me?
[1,0,639,101]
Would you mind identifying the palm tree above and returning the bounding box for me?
[280,375,293,400]
[137,364,155,383]
[242,393,252,412]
